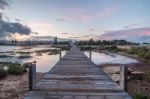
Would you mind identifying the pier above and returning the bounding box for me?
[24,46,131,99]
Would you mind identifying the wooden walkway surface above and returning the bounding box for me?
[24,46,132,99]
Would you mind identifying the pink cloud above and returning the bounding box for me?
[56,18,66,21]
[27,22,54,34]
[95,5,119,19]
[89,28,95,31]
[96,27,150,42]
[61,33,70,34]
[56,5,119,21]
[141,31,150,36]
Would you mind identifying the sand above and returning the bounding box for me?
[0,72,44,99]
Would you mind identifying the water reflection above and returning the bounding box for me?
[0,45,66,73]
[0,46,138,73]
[84,51,139,81]
[84,51,138,65]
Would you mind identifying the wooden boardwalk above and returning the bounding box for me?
[24,46,132,99]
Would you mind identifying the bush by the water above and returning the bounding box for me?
[8,64,26,75]
[133,93,148,99]
[144,72,150,82]
[144,51,150,60]
[127,47,150,60]
[17,55,32,59]
[0,68,7,78]
[35,49,60,55]
[104,45,119,52]
[79,46,93,51]
[23,62,31,68]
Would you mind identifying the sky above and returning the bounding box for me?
[1,0,150,42]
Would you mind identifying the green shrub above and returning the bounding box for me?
[104,45,119,52]
[23,62,31,68]
[17,55,32,59]
[8,64,26,75]
[144,72,150,82]
[16,51,32,54]
[127,47,138,54]
[35,49,60,55]
[79,46,93,51]
[133,93,148,99]
[138,50,146,58]
[0,68,7,78]
[144,51,150,60]
[127,47,150,60]
[0,55,12,58]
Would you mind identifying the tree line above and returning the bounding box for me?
[76,39,139,46]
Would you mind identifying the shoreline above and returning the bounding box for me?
[0,72,45,99]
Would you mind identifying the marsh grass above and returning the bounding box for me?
[8,64,26,75]
[35,49,60,55]
[16,51,33,54]
[0,68,7,78]
[17,55,32,59]
[133,93,148,99]
[0,55,13,58]
[0,62,27,77]
[144,72,150,82]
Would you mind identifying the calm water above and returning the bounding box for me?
[0,46,138,73]
[84,51,138,64]
[0,45,66,72]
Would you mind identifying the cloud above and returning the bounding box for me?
[61,33,70,35]
[0,19,32,37]
[0,0,9,10]
[123,24,140,29]
[89,28,95,31]
[0,0,33,39]
[81,34,93,38]
[97,27,150,42]
[27,22,54,34]
[31,36,53,40]
[60,32,95,40]
[69,36,81,39]
[55,5,119,22]
[56,18,66,21]
[94,5,119,20]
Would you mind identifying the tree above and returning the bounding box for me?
[88,39,94,45]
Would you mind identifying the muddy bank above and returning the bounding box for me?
[0,72,45,99]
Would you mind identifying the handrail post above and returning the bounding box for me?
[29,61,36,91]
[119,65,127,91]
[89,50,92,60]
[59,51,62,60]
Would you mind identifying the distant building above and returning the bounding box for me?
[54,37,57,44]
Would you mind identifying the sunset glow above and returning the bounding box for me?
[10,34,31,41]
[1,0,150,42]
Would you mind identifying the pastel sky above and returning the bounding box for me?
[3,0,150,42]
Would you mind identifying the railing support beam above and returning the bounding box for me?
[89,50,92,60]
[59,51,62,60]
[119,65,127,91]
[29,61,36,91]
